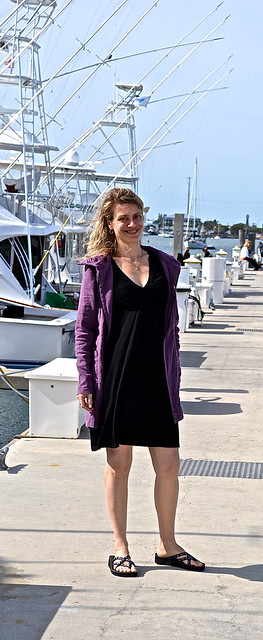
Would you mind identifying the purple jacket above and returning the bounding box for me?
[75,246,183,428]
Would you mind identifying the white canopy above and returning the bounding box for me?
[0,254,35,305]
[0,205,61,242]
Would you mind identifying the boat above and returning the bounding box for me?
[147,226,158,235]
[0,2,230,365]
[158,231,174,238]
[0,1,79,366]
[0,216,76,368]
[184,159,207,250]
[0,1,143,366]
[187,237,207,250]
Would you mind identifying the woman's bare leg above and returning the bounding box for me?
[149,447,203,568]
[105,445,136,573]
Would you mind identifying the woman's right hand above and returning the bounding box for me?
[77,393,93,411]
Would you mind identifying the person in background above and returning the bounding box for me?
[177,247,190,265]
[183,246,190,260]
[202,247,212,258]
[75,187,205,577]
[176,252,185,266]
[240,240,260,270]
[257,241,263,263]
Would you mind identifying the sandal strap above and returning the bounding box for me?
[174,551,198,565]
[112,555,136,570]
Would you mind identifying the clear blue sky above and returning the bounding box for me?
[1,0,262,227]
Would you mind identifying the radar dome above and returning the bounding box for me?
[64,150,79,166]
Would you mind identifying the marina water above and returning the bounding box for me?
[0,390,29,448]
[142,235,256,258]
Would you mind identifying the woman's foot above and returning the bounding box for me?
[156,544,204,571]
[108,546,137,576]
[108,554,137,577]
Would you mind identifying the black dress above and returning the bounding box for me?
[90,251,179,451]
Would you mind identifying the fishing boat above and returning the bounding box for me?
[0,1,231,366]
[0,1,143,365]
[0,1,80,366]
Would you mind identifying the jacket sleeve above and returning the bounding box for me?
[172,258,181,353]
[174,290,181,353]
[75,266,98,394]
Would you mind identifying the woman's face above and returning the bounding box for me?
[108,202,144,246]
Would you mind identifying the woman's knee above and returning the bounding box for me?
[106,446,133,477]
[150,447,180,477]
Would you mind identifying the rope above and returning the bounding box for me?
[0,366,29,403]
[34,210,74,273]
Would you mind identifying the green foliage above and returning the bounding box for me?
[218,224,229,233]
[203,219,219,231]
[230,222,247,233]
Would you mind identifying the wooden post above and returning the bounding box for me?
[173,213,184,258]
[238,229,245,248]
[248,232,256,253]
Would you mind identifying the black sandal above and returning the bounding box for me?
[108,555,138,577]
[155,551,205,572]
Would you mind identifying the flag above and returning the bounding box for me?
[134,95,151,108]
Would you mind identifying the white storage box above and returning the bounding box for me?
[176,283,191,332]
[202,257,225,304]
[25,358,86,438]
[196,282,213,308]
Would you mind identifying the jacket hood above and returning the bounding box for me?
[78,254,110,266]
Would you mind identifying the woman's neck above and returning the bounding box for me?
[114,241,143,260]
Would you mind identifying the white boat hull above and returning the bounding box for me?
[0,308,76,368]
[187,239,206,249]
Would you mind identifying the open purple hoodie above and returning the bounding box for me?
[75,246,183,428]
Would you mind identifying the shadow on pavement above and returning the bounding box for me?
[181,387,248,394]
[138,563,263,582]
[182,398,242,415]
[206,563,263,582]
[180,352,207,368]
[7,464,28,475]
[0,573,71,640]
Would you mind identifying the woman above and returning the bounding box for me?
[75,187,205,577]
[240,240,260,270]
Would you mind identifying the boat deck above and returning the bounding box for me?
[0,270,262,640]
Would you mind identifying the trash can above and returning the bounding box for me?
[25,358,86,438]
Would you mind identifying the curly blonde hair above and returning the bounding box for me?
[84,187,144,257]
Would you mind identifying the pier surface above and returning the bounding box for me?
[1,270,262,640]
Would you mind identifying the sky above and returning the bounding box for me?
[0,0,263,227]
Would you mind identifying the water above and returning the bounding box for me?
[0,389,29,448]
[142,235,260,261]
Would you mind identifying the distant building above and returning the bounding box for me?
[160,213,202,236]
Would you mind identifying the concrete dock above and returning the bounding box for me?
[0,270,262,640]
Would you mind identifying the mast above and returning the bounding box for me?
[193,158,198,233]
[185,177,191,239]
